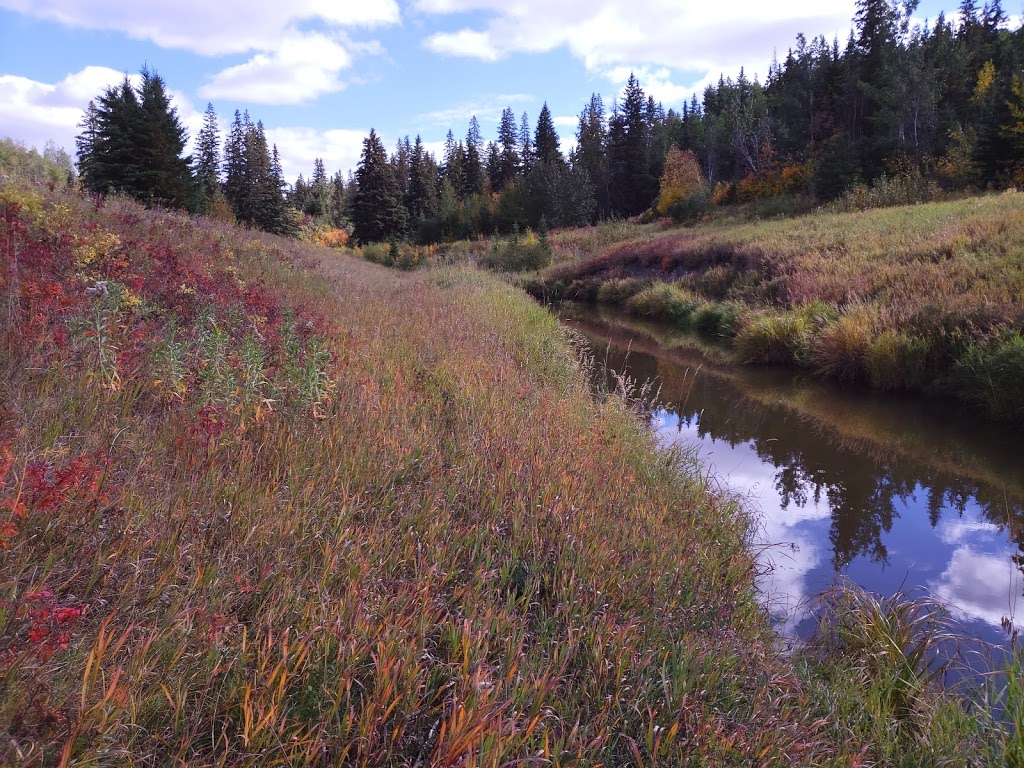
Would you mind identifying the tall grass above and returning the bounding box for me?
[0,154,853,765]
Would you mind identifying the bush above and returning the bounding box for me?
[667,189,711,224]
[656,147,707,217]
[479,229,552,272]
[625,283,700,325]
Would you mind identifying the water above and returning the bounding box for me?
[564,304,1024,653]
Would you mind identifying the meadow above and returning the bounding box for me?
[1,143,1020,765]
[532,195,1024,425]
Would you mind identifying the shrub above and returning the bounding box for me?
[655,147,707,217]
[667,189,711,224]
[625,283,700,325]
[479,228,552,272]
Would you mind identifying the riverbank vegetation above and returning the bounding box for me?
[531,192,1024,425]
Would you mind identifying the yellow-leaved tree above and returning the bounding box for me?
[655,147,708,218]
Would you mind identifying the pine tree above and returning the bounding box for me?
[353,129,407,243]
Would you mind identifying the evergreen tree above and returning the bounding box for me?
[194,102,221,200]
[534,103,561,166]
[576,94,607,219]
[75,100,100,183]
[353,129,407,243]
[518,111,534,175]
[406,135,439,221]
[496,107,519,189]
[392,137,412,198]
[223,111,248,216]
[135,67,193,208]
[77,69,193,210]
[485,141,502,193]
[465,116,486,195]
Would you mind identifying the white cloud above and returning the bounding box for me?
[1,0,399,106]
[426,29,501,61]
[417,0,854,106]
[266,126,367,182]
[0,0,400,55]
[929,546,1022,630]
[0,67,134,155]
[415,93,532,129]
[200,33,353,105]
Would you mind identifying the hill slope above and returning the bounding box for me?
[0,163,858,765]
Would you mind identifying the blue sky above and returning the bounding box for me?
[0,1,975,181]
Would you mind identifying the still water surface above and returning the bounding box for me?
[564,304,1024,651]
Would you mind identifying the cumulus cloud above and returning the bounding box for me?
[930,546,1022,629]
[0,0,400,55]
[419,0,854,104]
[200,33,354,105]
[265,126,368,182]
[1,0,399,105]
[0,67,135,155]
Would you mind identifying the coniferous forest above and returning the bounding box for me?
[76,0,1024,245]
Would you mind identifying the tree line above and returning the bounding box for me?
[75,1,1024,244]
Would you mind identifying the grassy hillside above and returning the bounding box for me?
[3,146,1020,765]
[0,153,842,765]
[532,195,1024,424]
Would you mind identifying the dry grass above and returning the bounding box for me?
[0,160,856,764]
[536,193,1024,423]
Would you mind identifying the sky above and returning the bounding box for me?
[0,1,970,182]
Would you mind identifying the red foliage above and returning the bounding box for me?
[1,587,86,667]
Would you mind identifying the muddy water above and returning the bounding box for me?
[563,304,1024,650]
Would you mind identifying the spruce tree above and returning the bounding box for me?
[496,107,519,189]
[223,111,248,217]
[353,129,407,243]
[135,67,192,209]
[534,103,562,166]
[406,135,439,221]
[518,111,534,175]
[194,103,221,200]
[464,116,486,195]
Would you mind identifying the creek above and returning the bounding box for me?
[564,303,1024,657]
